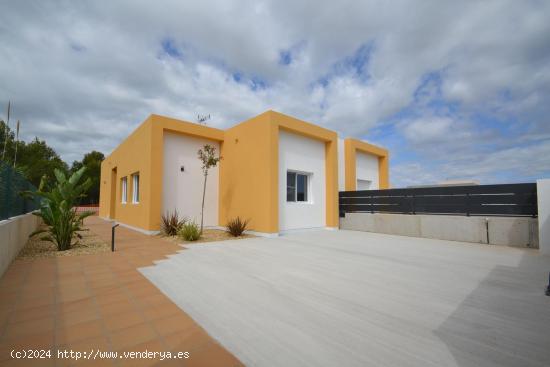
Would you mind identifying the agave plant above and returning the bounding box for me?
[28,167,93,251]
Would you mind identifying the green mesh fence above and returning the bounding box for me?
[0,162,40,220]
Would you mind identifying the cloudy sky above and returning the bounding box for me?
[1,1,549,187]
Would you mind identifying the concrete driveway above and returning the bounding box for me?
[139,229,550,367]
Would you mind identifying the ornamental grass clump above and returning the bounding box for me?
[161,210,186,236]
[178,221,200,241]
[226,216,249,237]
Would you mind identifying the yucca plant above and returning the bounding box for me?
[178,221,200,241]
[27,167,93,251]
[226,217,249,237]
[161,210,186,236]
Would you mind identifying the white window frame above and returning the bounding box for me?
[121,177,128,204]
[286,170,311,203]
[132,173,140,204]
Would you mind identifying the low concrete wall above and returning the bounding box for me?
[340,213,538,248]
[0,213,41,278]
[537,179,550,255]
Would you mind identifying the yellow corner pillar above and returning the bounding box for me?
[344,138,390,190]
[325,139,339,227]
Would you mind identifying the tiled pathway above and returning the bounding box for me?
[0,216,242,367]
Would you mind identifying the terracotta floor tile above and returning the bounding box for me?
[63,335,111,352]
[1,356,55,366]
[151,314,195,337]
[56,298,97,315]
[97,299,135,317]
[57,308,100,328]
[9,304,55,324]
[72,356,117,367]
[117,339,167,367]
[102,310,143,332]
[108,324,157,350]
[17,292,56,309]
[141,303,182,322]
[0,330,54,362]
[56,319,104,345]
[57,282,88,294]
[3,316,55,340]
[0,217,242,367]
[56,289,91,304]
[94,290,129,307]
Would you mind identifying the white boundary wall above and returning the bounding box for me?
[537,179,550,255]
[0,213,41,277]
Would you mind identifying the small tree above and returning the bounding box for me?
[197,144,221,233]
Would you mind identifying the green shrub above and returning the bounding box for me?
[27,167,93,251]
[178,222,200,241]
[161,210,186,236]
[226,216,249,237]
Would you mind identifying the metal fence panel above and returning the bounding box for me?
[0,162,40,220]
[339,183,538,218]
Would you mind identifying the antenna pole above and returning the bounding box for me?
[2,101,10,161]
[13,120,20,168]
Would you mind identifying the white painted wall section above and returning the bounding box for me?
[162,132,219,227]
[0,214,41,278]
[356,151,379,190]
[537,179,550,255]
[337,138,345,191]
[278,130,326,231]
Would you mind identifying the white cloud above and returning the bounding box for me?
[0,0,549,185]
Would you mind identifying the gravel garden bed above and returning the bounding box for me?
[17,224,110,259]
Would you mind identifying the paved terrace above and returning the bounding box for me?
[141,229,550,367]
[0,216,242,367]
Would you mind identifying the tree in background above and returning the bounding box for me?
[18,138,69,187]
[70,151,104,205]
[1,120,104,202]
[0,121,68,187]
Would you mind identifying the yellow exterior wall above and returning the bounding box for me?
[99,114,224,231]
[99,116,154,229]
[219,112,278,233]
[344,138,390,190]
[100,111,387,233]
[219,111,339,232]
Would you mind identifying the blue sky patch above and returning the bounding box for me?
[161,38,182,59]
[279,50,292,65]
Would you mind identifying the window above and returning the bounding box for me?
[132,173,140,204]
[287,171,309,202]
[121,177,127,204]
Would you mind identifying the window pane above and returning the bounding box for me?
[121,178,127,203]
[287,172,296,201]
[135,175,139,202]
[297,174,307,201]
[133,175,139,203]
